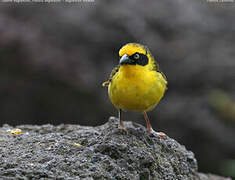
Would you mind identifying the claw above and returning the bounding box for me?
[155,132,166,137]
[149,129,166,137]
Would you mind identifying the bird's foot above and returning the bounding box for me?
[155,132,166,137]
[149,129,166,137]
[118,125,128,134]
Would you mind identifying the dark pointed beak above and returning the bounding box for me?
[119,54,130,65]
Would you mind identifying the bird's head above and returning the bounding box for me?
[118,43,155,70]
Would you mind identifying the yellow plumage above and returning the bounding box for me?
[103,43,167,135]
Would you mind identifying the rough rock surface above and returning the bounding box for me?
[0,2,235,176]
[0,117,231,180]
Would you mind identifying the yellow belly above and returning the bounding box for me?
[108,65,167,112]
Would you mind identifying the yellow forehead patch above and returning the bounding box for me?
[119,43,147,57]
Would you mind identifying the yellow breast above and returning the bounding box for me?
[108,65,167,112]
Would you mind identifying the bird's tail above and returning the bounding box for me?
[102,81,110,87]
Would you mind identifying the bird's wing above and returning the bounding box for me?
[152,58,167,82]
[150,56,168,91]
[102,65,120,87]
[146,49,167,82]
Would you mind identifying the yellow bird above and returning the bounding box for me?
[103,43,167,136]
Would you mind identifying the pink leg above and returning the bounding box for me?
[118,109,127,132]
[143,112,166,137]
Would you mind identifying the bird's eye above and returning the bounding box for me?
[133,53,140,59]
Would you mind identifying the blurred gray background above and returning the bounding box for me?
[0,0,235,178]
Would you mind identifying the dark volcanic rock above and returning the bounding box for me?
[0,117,231,180]
[0,2,235,176]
